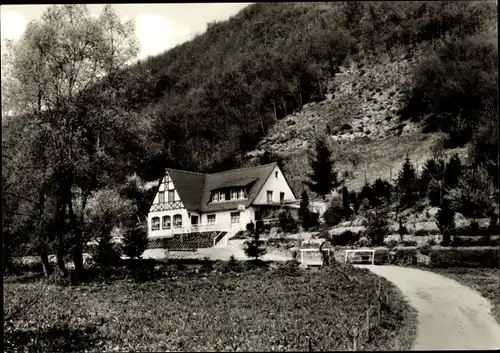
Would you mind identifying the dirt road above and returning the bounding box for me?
[358,265,500,350]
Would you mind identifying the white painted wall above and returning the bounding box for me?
[201,207,255,231]
[253,165,296,204]
[148,209,190,237]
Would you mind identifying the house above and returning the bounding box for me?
[147,162,299,245]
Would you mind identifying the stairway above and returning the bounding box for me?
[214,229,238,248]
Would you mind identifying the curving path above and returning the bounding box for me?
[357,265,500,350]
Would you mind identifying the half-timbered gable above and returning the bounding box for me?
[147,163,298,239]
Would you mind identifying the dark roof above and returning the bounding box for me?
[166,163,278,212]
[167,169,206,211]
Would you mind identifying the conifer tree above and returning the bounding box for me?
[396,154,418,207]
[306,137,340,200]
[299,190,315,229]
[243,222,267,262]
[444,153,462,189]
[436,197,455,246]
[122,221,148,260]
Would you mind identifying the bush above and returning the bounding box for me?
[358,236,370,247]
[340,123,352,131]
[331,230,361,246]
[88,234,122,274]
[324,198,345,227]
[279,211,299,234]
[391,247,418,266]
[386,239,398,249]
[402,240,418,247]
[414,228,435,236]
[374,248,390,265]
[467,219,480,237]
[429,247,499,268]
[418,243,432,256]
[364,210,389,246]
[122,222,148,260]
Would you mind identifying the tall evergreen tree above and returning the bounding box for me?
[444,153,462,189]
[306,137,340,200]
[299,190,316,229]
[396,154,418,207]
[436,197,455,246]
[342,186,350,217]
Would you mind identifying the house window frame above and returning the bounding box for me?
[280,192,285,202]
[212,192,219,202]
[152,217,160,231]
[275,171,278,178]
[207,214,216,224]
[230,212,240,224]
[238,189,245,199]
[219,191,225,201]
[173,214,182,228]
[231,189,238,200]
[267,190,273,202]
[162,215,171,229]
[158,191,165,204]
[168,190,175,202]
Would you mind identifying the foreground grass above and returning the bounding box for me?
[425,267,500,325]
[4,263,417,352]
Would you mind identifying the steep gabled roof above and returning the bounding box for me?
[166,169,207,211]
[164,163,278,212]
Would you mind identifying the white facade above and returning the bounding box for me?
[253,165,296,204]
[147,165,296,239]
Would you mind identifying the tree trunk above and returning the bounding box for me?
[68,195,84,275]
[272,98,278,123]
[40,247,52,278]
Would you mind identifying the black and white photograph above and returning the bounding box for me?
[2,2,499,351]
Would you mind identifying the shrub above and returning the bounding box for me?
[279,211,299,234]
[418,243,432,256]
[358,236,370,247]
[414,228,434,236]
[332,230,361,246]
[391,247,418,266]
[340,123,352,131]
[374,248,390,265]
[364,210,389,246]
[429,247,499,268]
[88,234,122,274]
[324,198,345,227]
[122,222,148,260]
[386,239,398,249]
[467,219,480,237]
[402,240,418,247]
[427,238,437,246]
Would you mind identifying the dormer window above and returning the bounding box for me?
[231,189,238,200]
[213,192,219,202]
[211,188,247,203]
[238,189,245,199]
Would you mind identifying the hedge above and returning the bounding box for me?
[373,247,418,266]
[429,247,499,268]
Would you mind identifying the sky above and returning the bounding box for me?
[0,3,251,60]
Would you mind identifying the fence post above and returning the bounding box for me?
[353,326,358,351]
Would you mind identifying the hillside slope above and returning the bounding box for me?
[244,50,470,194]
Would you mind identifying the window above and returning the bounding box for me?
[267,191,273,202]
[280,192,285,202]
[207,214,216,224]
[231,189,238,200]
[238,189,245,199]
[225,190,231,200]
[168,190,175,202]
[152,217,160,231]
[158,191,165,204]
[230,212,240,223]
[173,214,182,228]
[162,216,171,229]
[220,192,225,201]
[275,171,278,178]
[213,192,219,202]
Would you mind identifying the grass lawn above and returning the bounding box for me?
[425,267,500,325]
[4,263,417,352]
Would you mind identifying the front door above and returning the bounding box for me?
[191,215,199,226]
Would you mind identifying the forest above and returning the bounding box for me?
[2,2,498,275]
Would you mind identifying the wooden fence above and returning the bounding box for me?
[352,276,386,351]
